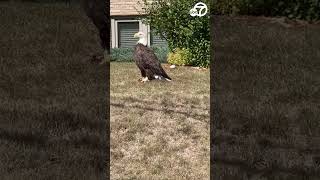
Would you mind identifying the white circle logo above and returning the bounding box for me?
[189,2,208,17]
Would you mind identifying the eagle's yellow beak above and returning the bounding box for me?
[133,33,139,38]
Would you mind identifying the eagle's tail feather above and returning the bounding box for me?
[160,67,172,81]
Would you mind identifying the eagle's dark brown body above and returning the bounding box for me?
[134,43,171,81]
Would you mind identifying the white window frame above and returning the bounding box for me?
[111,18,150,48]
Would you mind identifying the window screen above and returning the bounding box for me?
[118,22,139,48]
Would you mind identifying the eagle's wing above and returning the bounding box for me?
[139,46,171,80]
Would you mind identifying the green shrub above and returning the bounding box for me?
[150,45,169,63]
[167,48,192,66]
[188,37,210,67]
[140,0,210,67]
[111,46,169,63]
[111,48,134,62]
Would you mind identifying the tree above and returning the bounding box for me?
[140,0,210,67]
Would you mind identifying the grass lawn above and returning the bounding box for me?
[110,62,210,179]
[212,16,320,179]
[0,2,107,179]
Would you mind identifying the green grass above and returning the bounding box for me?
[0,2,107,179]
[110,62,210,179]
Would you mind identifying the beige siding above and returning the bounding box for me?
[111,0,145,16]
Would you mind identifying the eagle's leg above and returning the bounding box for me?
[146,70,155,81]
[139,70,153,83]
[138,69,147,82]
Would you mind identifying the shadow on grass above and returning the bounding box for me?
[112,96,210,111]
[112,102,208,120]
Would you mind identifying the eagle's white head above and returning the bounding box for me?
[134,32,147,46]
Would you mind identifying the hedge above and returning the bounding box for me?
[111,45,169,63]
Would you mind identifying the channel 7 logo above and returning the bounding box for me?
[189,2,208,17]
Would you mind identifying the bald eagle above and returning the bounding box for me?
[133,32,172,82]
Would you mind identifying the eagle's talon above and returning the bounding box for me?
[140,77,149,83]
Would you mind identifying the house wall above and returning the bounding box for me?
[110,0,144,16]
[110,1,166,48]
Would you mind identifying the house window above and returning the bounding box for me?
[150,30,167,47]
[117,22,139,48]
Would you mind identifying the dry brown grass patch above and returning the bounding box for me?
[111,62,210,179]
